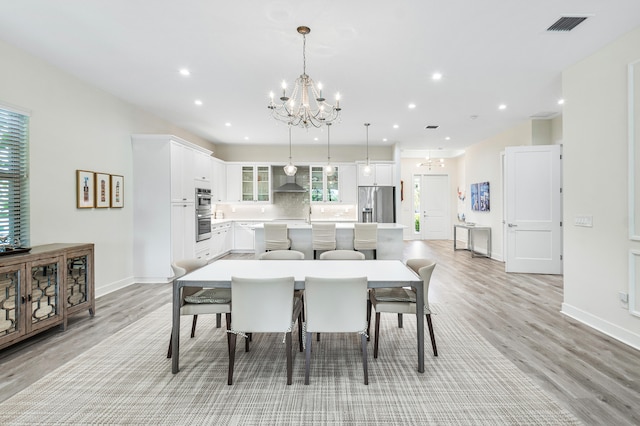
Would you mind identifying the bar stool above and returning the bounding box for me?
[264,223,291,251]
[312,223,336,259]
[354,223,378,259]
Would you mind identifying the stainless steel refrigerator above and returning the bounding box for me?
[358,186,396,223]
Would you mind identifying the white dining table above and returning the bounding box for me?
[172,259,424,374]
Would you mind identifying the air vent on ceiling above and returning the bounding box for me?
[425,125,439,129]
[547,16,588,32]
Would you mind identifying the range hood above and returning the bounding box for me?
[273,175,307,193]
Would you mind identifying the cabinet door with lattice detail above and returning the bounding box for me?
[65,249,94,317]
[26,256,63,333]
[0,264,26,346]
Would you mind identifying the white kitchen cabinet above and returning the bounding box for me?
[170,142,195,202]
[357,162,395,186]
[132,134,213,281]
[211,158,227,203]
[210,222,232,258]
[171,203,196,262]
[226,164,271,203]
[339,163,357,204]
[234,221,258,251]
[310,164,356,204]
[193,150,212,182]
[226,164,242,203]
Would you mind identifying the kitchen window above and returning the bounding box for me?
[0,106,30,246]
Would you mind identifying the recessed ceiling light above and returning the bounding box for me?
[432,72,442,80]
[244,136,249,140]
[408,103,416,109]
[194,99,203,106]
[225,122,231,127]
[498,104,507,110]
[393,124,399,129]
[558,99,565,105]
[445,136,451,140]
[179,68,190,76]
[382,138,388,142]
[314,137,319,141]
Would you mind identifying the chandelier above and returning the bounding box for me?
[417,150,445,170]
[268,26,341,129]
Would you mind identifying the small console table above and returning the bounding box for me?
[453,224,491,258]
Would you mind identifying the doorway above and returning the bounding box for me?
[413,174,450,240]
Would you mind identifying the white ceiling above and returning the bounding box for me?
[1,1,640,157]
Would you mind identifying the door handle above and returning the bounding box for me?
[508,223,518,227]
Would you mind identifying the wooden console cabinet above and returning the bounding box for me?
[0,243,94,350]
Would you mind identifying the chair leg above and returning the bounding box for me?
[317,333,320,342]
[373,249,377,260]
[190,315,198,338]
[225,313,232,330]
[228,333,237,385]
[305,332,313,385]
[426,313,438,357]
[374,312,381,358]
[361,333,369,385]
[286,331,293,385]
[397,313,403,328]
[216,313,222,328]
[166,332,173,358]
[366,299,372,341]
[245,333,250,352]
[313,250,317,259]
[297,312,304,352]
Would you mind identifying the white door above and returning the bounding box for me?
[505,145,562,274]
[417,174,450,239]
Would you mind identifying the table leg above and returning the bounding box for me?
[172,282,181,374]
[414,281,425,373]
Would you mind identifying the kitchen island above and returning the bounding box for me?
[253,222,406,260]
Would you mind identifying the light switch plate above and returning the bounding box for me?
[574,215,593,227]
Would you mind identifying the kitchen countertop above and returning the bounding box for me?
[253,222,406,229]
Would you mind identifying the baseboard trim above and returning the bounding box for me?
[96,276,136,298]
[561,303,640,351]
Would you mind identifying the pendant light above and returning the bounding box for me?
[325,122,335,176]
[362,123,372,177]
[283,125,297,176]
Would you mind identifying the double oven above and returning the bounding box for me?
[195,188,212,242]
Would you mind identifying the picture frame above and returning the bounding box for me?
[95,172,110,208]
[470,181,490,212]
[110,174,124,208]
[76,170,95,209]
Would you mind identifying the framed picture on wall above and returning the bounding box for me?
[479,181,490,211]
[76,170,95,209]
[110,174,124,208]
[95,172,110,208]
[470,183,479,211]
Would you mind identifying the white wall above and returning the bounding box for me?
[562,27,640,349]
[0,39,214,297]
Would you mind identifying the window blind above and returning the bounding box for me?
[0,107,29,247]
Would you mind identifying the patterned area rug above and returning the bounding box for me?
[0,304,581,425]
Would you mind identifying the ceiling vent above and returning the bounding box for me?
[425,125,439,129]
[547,16,588,32]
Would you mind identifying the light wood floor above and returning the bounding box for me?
[1,240,638,425]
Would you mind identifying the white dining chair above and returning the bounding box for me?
[258,250,304,260]
[319,250,365,260]
[227,276,302,385]
[354,223,378,259]
[304,276,369,385]
[264,223,291,251]
[312,223,336,259]
[368,259,437,359]
[167,258,231,359]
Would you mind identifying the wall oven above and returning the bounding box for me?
[195,188,212,242]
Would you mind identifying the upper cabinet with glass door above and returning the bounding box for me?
[241,165,271,202]
[310,165,340,203]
